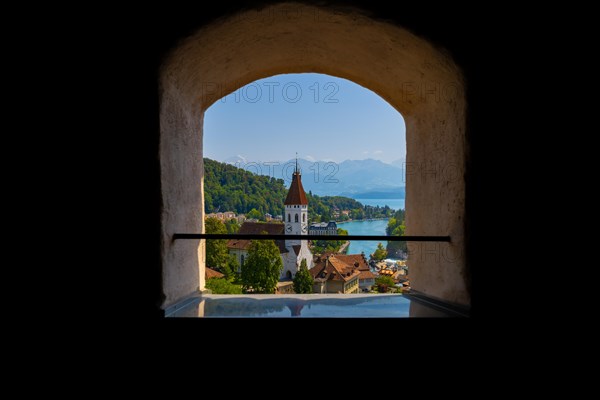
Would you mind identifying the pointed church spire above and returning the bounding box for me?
[285,153,308,205]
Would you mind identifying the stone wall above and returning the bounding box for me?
[159,2,468,310]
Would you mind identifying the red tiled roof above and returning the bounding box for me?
[226,222,288,253]
[227,239,252,250]
[206,267,224,279]
[312,253,369,270]
[237,222,284,235]
[227,239,289,253]
[332,254,370,271]
[284,172,308,205]
[315,252,335,261]
[310,253,373,282]
[309,255,361,282]
[328,258,359,281]
[358,270,376,280]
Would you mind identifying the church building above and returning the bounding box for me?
[227,160,314,279]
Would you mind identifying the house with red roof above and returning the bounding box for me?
[309,255,364,294]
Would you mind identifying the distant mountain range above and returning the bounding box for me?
[222,156,405,198]
[204,158,400,218]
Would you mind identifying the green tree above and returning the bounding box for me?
[205,217,229,271]
[375,275,395,293]
[372,242,388,261]
[227,254,240,280]
[241,232,283,293]
[225,218,240,234]
[293,259,313,294]
[247,208,262,220]
[386,209,407,255]
[205,277,243,294]
[311,227,349,254]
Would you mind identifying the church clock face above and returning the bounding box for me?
[301,224,307,233]
[285,224,292,233]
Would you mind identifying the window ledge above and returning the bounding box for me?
[165,293,460,317]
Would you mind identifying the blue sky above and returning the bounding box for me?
[204,73,406,164]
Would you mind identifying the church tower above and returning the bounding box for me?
[281,155,313,279]
[284,157,308,247]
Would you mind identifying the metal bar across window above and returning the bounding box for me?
[173,233,450,242]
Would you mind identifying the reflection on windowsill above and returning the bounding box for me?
[166,293,454,318]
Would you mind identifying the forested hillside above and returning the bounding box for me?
[204,158,396,221]
[204,158,288,216]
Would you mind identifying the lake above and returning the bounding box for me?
[338,218,390,257]
[354,198,405,210]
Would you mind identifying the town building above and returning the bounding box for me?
[205,211,236,221]
[309,255,361,294]
[310,252,375,293]
[227,221,288,275]
[337,253,376,291]
[332,206,340,218]
[308,221,337,235]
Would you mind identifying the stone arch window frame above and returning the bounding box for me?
[158,3,468,311]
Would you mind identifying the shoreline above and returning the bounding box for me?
[337,217,389,224]
[338,240,350,253]
[336,218,404,262]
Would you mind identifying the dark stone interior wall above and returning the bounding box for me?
[98,1,508,319]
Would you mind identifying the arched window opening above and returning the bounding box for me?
[159,4,468,317]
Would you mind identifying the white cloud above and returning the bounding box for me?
[373,150,384,155]
[362,151,369,154]
[305,155,315,161]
